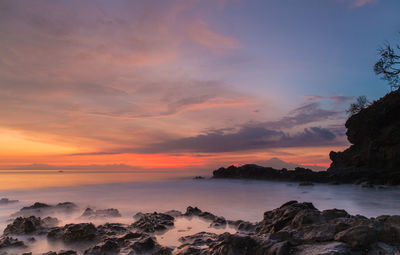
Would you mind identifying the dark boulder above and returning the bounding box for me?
[131,212,174,233]
[4,216,58,235]
[47,223,98,242]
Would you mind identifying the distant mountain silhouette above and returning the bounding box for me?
[254,157,326,171]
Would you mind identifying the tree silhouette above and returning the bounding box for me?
[374,39,400,90]
[346,96,369,116]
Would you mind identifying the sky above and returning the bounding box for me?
[0,0,399,172]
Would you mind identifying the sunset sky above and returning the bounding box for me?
[1,0,399,171]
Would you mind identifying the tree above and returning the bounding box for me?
[346,96,369,116]
[374,39,400,90]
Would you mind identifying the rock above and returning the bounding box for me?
[4,216,57,235]
[0,198,19,205]
[131,212,174,233]
[335,225,378,247]
[178,232,218,247]
[48,223,98,242]
[0,236,25,248]
[267,241,291,255]
[81,208,121,218]
[84,240,120,255]
[184,206,202,216]
[22,253,32,255]
[193,176,205,179]
[14,202,78,217]
[212,164,330,183]
[321,209,350,221]
[292,241,352,255]
[328,89,400,185]
[21,202,50,210]
[131,236,156,252]
[208,232,269,255]
[57,251,77,255]
[367,242,400,255]
[210,216,227,228]
[164,210,183,217]
[97,223,129,237]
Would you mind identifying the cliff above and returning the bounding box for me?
[328,89,400,184]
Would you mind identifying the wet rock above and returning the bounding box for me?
[267,241,291,255]
[164,210,183,217]
[335,225,378,247]
[321,209,350,221]
[0,198,18,205]
[81,208,121,219]
[229,220,256,233]
[184,206,202,216]
[4,216,57,235]
[174,246,204,255]
[131,212,174,233]
[178,232,218,247]
[14,202,78,217]
[210,217,227,228]
[130,236,156,252]
[292,242,352,255]
[367,242,400,255]
[0,236,25,248]
[208,232,270,255]
[57,251,77,255]
[48,223,98,242]
[97,223,129,237]
[84,240,120,255]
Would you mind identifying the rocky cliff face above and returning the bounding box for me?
[328,89,400,184]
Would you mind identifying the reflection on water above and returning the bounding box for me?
[0,170,194,190]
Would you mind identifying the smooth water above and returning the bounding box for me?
[1,171,400,254]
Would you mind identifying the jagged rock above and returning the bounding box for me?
[57,251,77,255]
[131,212,174,233]
[0,236,25,248]
[292,242,352,255]
[335,225,378,247]
[208,232,270,255]
[81,208,121,219]
[47,223,98,242]
[184,206,202,216]
[84,240,120,255]
[210,216,227,228]
[13,202,78,217]
[4,216,58,235]
[178,232,218,247]
[97,223,129,237]
[164,210,183,217]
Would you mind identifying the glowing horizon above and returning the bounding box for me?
[1,0,399,171]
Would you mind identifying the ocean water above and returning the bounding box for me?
[1,170,400,254]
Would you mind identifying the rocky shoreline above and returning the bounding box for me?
[1,200,400,254]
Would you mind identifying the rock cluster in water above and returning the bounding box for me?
[212,164,330,183]
[1,201,400,254]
